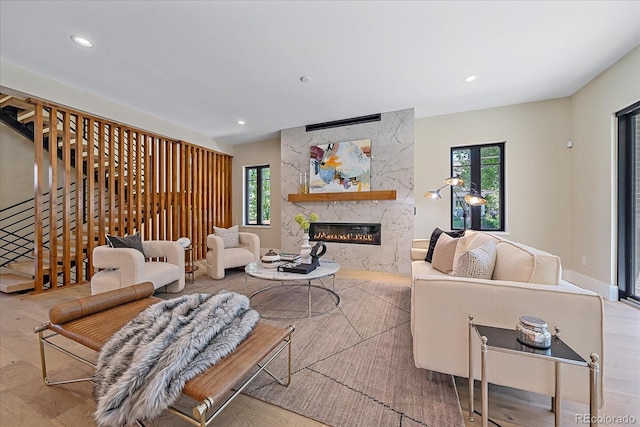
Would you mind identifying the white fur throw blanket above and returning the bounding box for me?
[93,291,259,427]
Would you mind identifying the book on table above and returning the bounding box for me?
[279,252,301,262]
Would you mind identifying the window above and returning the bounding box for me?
[244,165,270,226]
[616,100,640,302]
[451,143,505,231]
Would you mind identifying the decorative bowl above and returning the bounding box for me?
[516,316,552,349]
[261,250,281,268]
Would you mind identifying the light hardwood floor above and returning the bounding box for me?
[0,266,638,426]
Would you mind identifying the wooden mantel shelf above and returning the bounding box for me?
[288,190,396,203]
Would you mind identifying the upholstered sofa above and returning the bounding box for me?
[206,231,260,279]
[411,230,604,407]
[91,241,185,295]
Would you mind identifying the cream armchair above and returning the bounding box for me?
[91,240,185,295]
[206,232,260,279]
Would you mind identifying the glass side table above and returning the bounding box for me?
[468,314,600,427]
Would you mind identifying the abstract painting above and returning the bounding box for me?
[309,139,371,193]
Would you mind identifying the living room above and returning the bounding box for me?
[1,1,639,426]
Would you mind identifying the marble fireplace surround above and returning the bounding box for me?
[280,108,414,274]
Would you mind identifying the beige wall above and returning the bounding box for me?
[231,137,281,253]
[414,98,573,261]
[568,45,640,294]
[0,122,69,210]
[0,123,39,209]
[0,61,232,155]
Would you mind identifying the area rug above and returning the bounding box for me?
[160,270,465,427]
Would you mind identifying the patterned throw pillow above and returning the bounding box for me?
[105,232,145,256]
[425,227,465,263]
[431,233,460,274]
[213,225,240,248]
[454,240,497,280]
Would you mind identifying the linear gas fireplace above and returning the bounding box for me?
[309,222,381,245]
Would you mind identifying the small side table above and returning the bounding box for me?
[184,245,198,284]
[468,314,599,427]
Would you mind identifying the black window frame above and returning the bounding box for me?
[450,142,505,231]
[244,164,270,226]
[616,100,640,301]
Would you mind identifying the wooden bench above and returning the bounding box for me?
[34,282,294,427]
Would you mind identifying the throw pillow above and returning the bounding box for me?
[213,225,240,248]
[431,233,459,274]
[105,232,145,256]
[425,227,465,262]
[454,240,497,280]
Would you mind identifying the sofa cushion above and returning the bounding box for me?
[431,233,459,274]
[493,239,561,285]
[223,246,258,269]
[106,232,145,256]
[454,240,496,279]
[142,262,181,289]
[213,225,240,248]
[425,228,465,262]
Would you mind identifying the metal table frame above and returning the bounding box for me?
[468,314,600,427]
[245,261,340,319]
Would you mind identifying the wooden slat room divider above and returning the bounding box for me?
[31,100,232,292]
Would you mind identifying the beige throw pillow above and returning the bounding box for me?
[431,233,459,274]
[213,225,240,248]
[454,240,497,279]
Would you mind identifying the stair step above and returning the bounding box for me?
[0,274,34,293]
[17,108,49,124]
[6,261,50,277]
[0,94,33,110]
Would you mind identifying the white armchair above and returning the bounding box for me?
[206,232,260,279]
[91,240,185,295]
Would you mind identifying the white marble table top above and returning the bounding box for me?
[245,260,340,281]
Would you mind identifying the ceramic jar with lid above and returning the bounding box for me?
[261,250,281,268]
[516,316,552,349]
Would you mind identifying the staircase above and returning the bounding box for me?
[0,94,114,292]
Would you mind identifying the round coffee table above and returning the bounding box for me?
[245,260,341,319]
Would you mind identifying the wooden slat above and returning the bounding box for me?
[164,137,172,240]
[171,142,179,242]
[97,122,106,246]
[180,143,187,239]
[150,137,157,240]
[33,102,45,292]
[126,129,134,234]
[86,118,95,278]
[48,106,59,289]
[135,131,143,239]
[62,111,72,286]
[117,128,125,236]
[108,125,116,235]
[197,148,204,258]
[75,114,85,283]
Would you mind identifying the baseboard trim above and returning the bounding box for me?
[563,270,618,301]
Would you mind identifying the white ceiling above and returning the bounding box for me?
[1,1,639,145]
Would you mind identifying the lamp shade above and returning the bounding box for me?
[424,190,442,199]
[444,175,464,186]
[464,193,487,206]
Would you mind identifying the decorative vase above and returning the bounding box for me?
[300,233,312,264]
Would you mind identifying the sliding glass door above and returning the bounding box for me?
[617,101,640,301]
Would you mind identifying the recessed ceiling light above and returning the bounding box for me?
[237,120,246,125]
[463,75,478,83]
[71,35,93,48]
[299,76,311,83]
